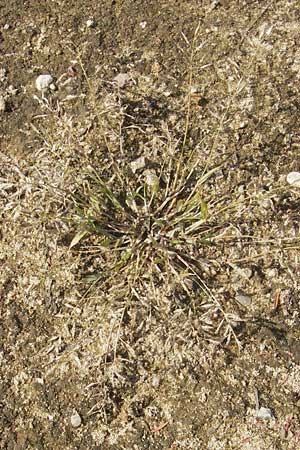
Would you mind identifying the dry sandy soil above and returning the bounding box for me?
[1,1,300,449]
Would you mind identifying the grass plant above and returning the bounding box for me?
[70,115,242,348]
[63,23,252,349]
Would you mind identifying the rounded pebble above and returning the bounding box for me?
[86,19,95,28]
[235,290,252,307]
[152,375,161,388]
[70,412,82,428]
[287,172,300,188]
[36,74,53,92]
[113,73,130,89]
[0,96,6,112]
[256,407,274,420]
[130,156,146,173]
[144,170,159,189]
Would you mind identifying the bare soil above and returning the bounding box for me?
[1,1,300,449]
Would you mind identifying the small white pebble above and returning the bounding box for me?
[256,407,274,420]
[266,268,277,278]
[36,74,53,92]
[3,24,10,30]
[7,85,18,95]
[70,412,82,428]
[152,375,161,388]
[287,171,300,188]
[130,156,146,173]
[0,96,6,112]
[86,19,95,28]
[235,292,252,307]
[0,68,7,81]
[144,170,159,189]
[211,0,221,8]
[113,73,131,89]
[140,21,147,29]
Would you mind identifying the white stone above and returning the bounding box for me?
[35,74,53,92]
[256,407,274,420]
[287,171,300,188]
[0,96,6,112]
[211,0,221,8]
[0,68,7,81]
[235,292,252,307]
[7,85,17,96]
[86,19,95,28]
[144,170,159,189]
[70,412,82,428]
[152,375,161,388]
[113,73,131,89]
[130,156,146,173]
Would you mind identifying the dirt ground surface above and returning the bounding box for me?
[1,1,300,449]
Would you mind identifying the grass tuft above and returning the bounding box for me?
[70,131,243,347]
